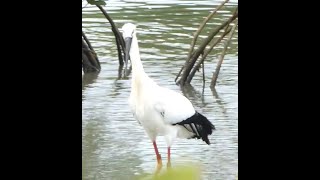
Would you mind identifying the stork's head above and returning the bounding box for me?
[122,23,136,68]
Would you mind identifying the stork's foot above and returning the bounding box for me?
[167,161,171,169]
[152,141,163,174]
[167,147,171,169]
[154,162,162,174]
[154,155,163,174]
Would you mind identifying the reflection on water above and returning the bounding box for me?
[82,0,237,179]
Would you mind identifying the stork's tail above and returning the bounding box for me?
[174,111,215,145]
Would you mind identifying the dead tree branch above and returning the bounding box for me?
[176,0,230,81]
[187,0,229,60]
[82,30,94,52]
[210,20,238,88]
[176,7,238,86]
[82,37,101,73]
[186,25,232,83]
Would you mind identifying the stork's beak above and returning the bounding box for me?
[124,37,132,72]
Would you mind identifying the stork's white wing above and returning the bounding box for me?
[153,87,195,125]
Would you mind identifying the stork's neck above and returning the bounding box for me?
[130,34,146,80]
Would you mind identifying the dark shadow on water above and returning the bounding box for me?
[107,79,128,98]
[180,83,208,108]
[210,87,227,114]
[82,72,99,100]
[180,84,228,115]
[82,72,99,90]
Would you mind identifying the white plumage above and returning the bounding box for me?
[122,23,215,171]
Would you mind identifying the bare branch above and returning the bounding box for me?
[178,8,238,86]
[187,0,229,60]
[96,5,125,66]
[202,60,205,88]
[186,25,232,83]
[82,30,94,51]
[175,65,184,83]
[82,38,101,73]
[210,20,238,88]
[176,1,230,83]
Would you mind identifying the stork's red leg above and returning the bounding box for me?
[167,147,171,168]
[152,141,162,172]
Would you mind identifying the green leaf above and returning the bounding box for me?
[87,0,106,6]
[135,165,201,180]
[86,0,94,4]
[95,1,106,6]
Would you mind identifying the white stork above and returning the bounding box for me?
[121,23,215,172]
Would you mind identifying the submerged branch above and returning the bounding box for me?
[82,30,101,73]
[82,50,100,73]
